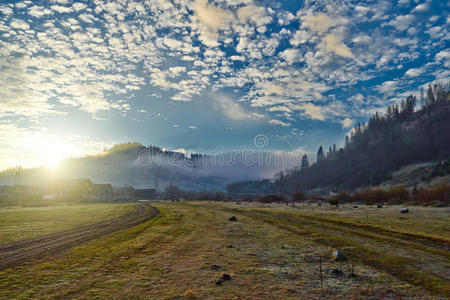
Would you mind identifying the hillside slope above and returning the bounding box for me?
[228,86,450,195]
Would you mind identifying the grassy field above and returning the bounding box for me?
[0,203,136,243]
[0,202,448,299]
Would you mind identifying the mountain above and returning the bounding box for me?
[228,83,450,195]
[0,142,298,191]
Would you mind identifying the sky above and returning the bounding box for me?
[0,0,449,170]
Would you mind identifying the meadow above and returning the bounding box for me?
[0,203,136,244]
[0,202,448,299]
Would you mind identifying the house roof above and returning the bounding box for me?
[91,184,113,193]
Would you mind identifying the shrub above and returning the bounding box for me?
[353,186,409,205]
[414,183,450,205]
[292,190,305,202]
[328,198,339,206]
[335,191,352,203]
[256,194,288,203]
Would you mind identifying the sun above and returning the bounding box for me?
[41,141,80,169]
[44,152,63,169]
[21,134,80,169]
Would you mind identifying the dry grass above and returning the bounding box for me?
[0,201,447,299]
[0,203,136,243]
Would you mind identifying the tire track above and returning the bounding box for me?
[0,204,159,271]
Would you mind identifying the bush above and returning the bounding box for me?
[256,194,288,203]
[414,183,450,205]
[352,186,409,205]
[292,190,305,202]
[328,198,339,206]
[335,191,352,203]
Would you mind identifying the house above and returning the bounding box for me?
[55,179,93,201]
[90,184,113,201]
[113,186,136,201]
[134,188,157,200]
[55,179,113,202]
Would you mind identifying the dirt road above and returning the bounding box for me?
[0,204,159,270]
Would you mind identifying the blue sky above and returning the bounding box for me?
[0,0,449,169]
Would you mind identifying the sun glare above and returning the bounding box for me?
[44,151,63,169]
[21,135,81,169]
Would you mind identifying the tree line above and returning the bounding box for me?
[227,82,450,195]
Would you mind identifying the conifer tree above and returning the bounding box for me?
[427,84,435,106]
[345,135,350,149]
[317,146,325,162]
[300,154,310,170]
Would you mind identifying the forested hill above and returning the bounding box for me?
[228,83,450,195]
[0,141,297,190]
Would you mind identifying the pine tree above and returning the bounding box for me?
[393,104,400,118]
[300,154,310,170]
[420,87,425,107]
[404,95,416,115]
[427,84,435,106]
[317,146,325,162]
[386,105,392,119]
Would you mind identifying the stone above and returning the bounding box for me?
[330,268,344,277]
[222,273,231,281]
[331,250,346,261]
[215,274,231,285]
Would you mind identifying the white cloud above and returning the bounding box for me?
[412,3,429,12]
[405,67,425,77]
[324,34,353,58]
[10,19,30,30]
[384,14,414,31]
[213,94,261,121]
[267,106,292,113]
[0,0,448,157]
[168,66,187,77]
[340,117,353,128]
[435,50,450,68]
[237,4,272,28]
[51,5,72,13]
[28,6,52,18]
[0,6,13,16]
[269,119,291,127]
[375,80,400,95]
[193,0,234,39]
[279,48,301,64]
[72,2,86,11]
[79,13,95,23]
[352,35,371,44]
[301,13,333,32]
[289,102,326,121]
